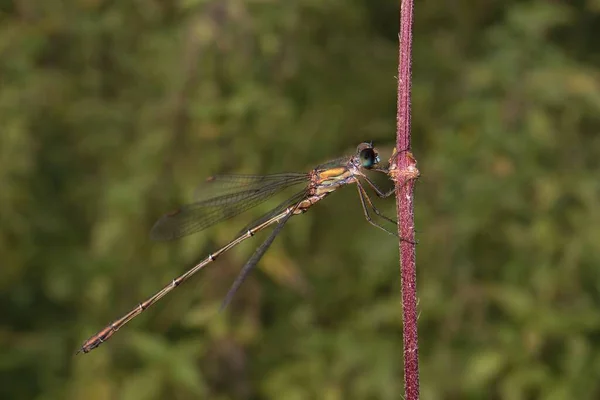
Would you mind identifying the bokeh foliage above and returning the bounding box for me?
[1,0,600,399]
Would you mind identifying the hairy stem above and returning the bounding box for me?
[395,0,420,398]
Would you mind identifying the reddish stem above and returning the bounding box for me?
[395,0,420,399]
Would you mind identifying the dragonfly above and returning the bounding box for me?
[77,142,409,354]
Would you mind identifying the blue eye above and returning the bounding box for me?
[359,148,377,168]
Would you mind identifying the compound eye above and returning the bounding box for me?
[359,148,377,168]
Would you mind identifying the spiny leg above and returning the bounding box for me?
[356,182,398,237]
[356,181,418,245]
[357,182,397,225]
[361,173,417,199]
[360,174,395,198]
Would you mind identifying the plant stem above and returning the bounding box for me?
[395,0,420,398]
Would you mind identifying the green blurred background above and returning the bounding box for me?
[2,1,600,399]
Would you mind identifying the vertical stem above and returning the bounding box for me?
[395,0,420,399]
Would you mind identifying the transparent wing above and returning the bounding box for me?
[193,174,307,203]
[150,174,308,241]
[220,192,307,310]
[236,190,308,235]
[220,210,295,311]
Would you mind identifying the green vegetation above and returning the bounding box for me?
[1,1,600,399]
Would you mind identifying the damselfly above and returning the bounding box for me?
[78,142,409,354]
